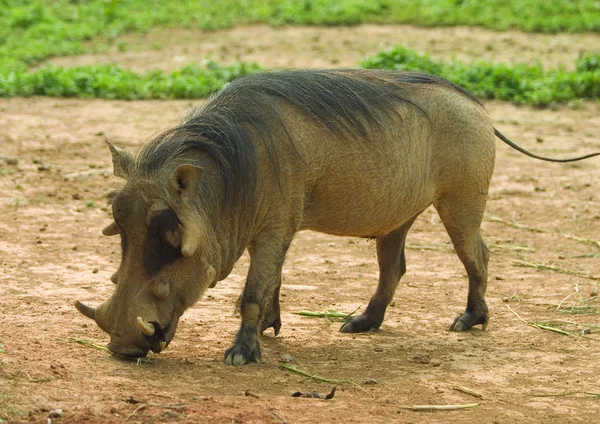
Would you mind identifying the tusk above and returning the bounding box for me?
[160,341,167,351]
[102,221,120,236]
[136,317,155,337]
[74,300,96,320]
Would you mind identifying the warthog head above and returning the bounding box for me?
[75,140,219,357]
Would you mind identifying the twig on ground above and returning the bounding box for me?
[487,215,600,248]
[529,391,600,398]
[244,389,260,399]
[557,283,580,311]
[269,411,290,424]
[405,242,533,253]
[124,403,188,421]
[124,403,148,421]
[398,403,479,411]
[281,364,366,393]
[452,385,487,400]
[507,305,578,337]
[291,306,360,321]
[68,337,110,351]
[487,215,546,233]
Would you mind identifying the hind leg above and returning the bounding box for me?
[340,217,417,333]
[434,196,490,331]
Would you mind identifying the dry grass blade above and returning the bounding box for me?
[507,306,580,337]
[530,391,600,398]
[68,337,110,351]
[563,234,600,249]
[452,385,487,399]
[398,403,479,411]
[406,242,533,253]
[486,215,546,233]
[512,259,600,280]
[281,364,366,393]
[487,215,600,248]
[533,323,576,336]
[291,307,360,321]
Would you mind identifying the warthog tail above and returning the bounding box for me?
[494,128,600,163]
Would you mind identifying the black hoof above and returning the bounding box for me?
[224,342,261,366]
[449,311,488,332]
[224,326,261,366]
[339,314,382,333]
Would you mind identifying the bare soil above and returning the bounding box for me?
[1,24,600,424]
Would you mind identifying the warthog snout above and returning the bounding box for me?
[74,300,176,358]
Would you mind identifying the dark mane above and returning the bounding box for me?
[135,69,480,212]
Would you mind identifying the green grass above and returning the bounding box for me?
[0,61,262,99]
[1,1,600,105]
[1,0,599,71]
[361,47,600,107]
[2,49,600,106]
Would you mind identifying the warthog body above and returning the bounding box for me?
[75,69,599,364]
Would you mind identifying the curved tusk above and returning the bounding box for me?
[136,317,155,337]
[159,341,167,351]
[102,221,120,236]
[74,300,96,320]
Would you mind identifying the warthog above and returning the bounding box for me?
[75,69,599,365]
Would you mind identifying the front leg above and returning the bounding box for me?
[224,303,262,365]
[224,234,291,366]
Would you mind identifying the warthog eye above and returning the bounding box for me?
[144,209,183,275]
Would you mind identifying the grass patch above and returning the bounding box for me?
[361,47,600,107]
[0,60,261,99]
[1,1,599,72]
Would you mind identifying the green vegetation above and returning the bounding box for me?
[1,1,599,70]
[0,61,262,99]
[361,47,600,107]
[0,1,599,105]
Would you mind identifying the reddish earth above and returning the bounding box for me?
[1,24,599,423]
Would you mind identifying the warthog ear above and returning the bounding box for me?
[105,138,133,179]
[171,164,204,257]
[171,164,203,195]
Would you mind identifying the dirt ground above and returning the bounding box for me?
[1,24,600,424]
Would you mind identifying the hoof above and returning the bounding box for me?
[224,343,261,366]
[339,314,381,333]
[449,311,488,332]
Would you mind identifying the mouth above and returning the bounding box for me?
[145,321,171,354]
[107,342,150,358]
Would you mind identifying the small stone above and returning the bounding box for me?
[374,347,384,353]
[536,136,544,143]
[72,193,81,200]
[534,186,545,192]
[37,163,51,171]
[281,353,293,363]
[6,157,18,165]
[92,268,99,274]
[363,378,377,385]
[48,409,62,418]
[431,361,441,367]
[495,275,505,281]
[33,157,42,164]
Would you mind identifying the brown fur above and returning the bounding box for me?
[74,69,598,364]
